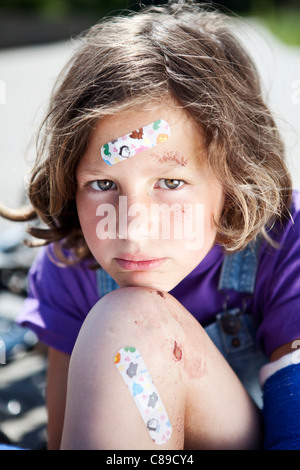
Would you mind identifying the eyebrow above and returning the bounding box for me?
[152,151,188,167]
[77,150,189,180]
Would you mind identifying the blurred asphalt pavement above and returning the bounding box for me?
[0,19,299,450]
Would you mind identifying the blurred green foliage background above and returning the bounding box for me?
[0,0,299,47]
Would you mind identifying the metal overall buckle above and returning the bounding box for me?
[217,295,253,350]
[220,309,242,336]
[219,295,242,335]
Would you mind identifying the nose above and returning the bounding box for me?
[117,194,152,241]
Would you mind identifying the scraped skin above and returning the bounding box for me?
[152,150,188,167]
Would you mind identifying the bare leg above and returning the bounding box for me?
[61,287,262,450]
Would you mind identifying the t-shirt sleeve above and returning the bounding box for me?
[256,193,300,357]
[17,245,99,355]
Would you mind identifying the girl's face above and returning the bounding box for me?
[76,105,224,291]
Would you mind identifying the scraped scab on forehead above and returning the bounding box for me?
[101,119,170,165]
[152,150,188,167]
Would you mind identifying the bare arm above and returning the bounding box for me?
[270,339,300,361]
[46,347,70,450]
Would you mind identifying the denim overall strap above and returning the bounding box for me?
[207,237,267,408]
[96,268,119,298]
[218,238,261,294]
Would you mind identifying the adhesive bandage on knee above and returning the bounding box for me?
[101,119,170,165]
[114,346,172,445]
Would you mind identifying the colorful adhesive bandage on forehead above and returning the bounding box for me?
[101,119,171,165]
[114,346,172,445]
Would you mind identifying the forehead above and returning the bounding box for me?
[82,105,205,170]
[97,106,184,142]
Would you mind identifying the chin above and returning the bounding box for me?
[115,271,177,292]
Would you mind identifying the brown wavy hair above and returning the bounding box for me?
[0,1,292,262]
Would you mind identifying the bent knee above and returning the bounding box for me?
[88,286,185,330]
[79,286,187,350]
[73,286,209,380]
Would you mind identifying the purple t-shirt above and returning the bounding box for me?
[17,191,300,357]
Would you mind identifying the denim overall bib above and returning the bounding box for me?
[96,241,268,408]
[205,241,268,408]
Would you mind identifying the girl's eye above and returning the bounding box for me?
[90,180,116,191]
[156,179,185,190]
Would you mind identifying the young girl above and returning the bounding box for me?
[4,1,300,450]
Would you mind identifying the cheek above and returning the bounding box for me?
[76,193,99,243]
[200,182,224,230]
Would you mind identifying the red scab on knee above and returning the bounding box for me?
[173,341,183,361]
[156,290,166,299]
